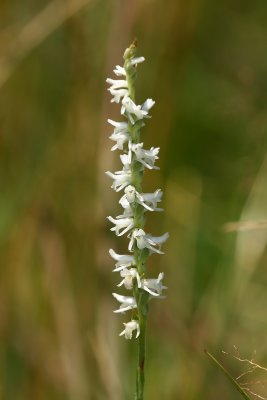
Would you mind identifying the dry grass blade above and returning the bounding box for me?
[223,220,267,233]
[205,350,251,400]
[0,0,92,88]
[234,154,267,287]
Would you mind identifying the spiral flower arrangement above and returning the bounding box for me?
[106,41,169,400]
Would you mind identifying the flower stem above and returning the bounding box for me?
[133,284,149,400]
[135,302,147,400]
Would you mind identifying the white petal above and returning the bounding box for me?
[142,98,155,111]
[143,286,160,296]
[130,56,145,65]
[106,78,128,89]
[148,232,169,245]
[109,249,134,264]
[114,65,126,76]
[114,305,133,313]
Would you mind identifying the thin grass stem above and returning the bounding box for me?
[205,350,252,400]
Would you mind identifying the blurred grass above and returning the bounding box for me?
[1,0,267,399]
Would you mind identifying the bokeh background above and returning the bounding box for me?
[1,0,267,399]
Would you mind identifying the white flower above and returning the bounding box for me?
[106,78,128,89]
[117,207,133,219]
[119,320,140,339]
[109,249,135,271]
[117,268,141,289]
[130,143,160,170]
[120,150,132,168]
[105,168,132,192]
[108,119,128,131]
[130,57,145,66]
[124,185,136,203]
[120,97,155,124]
[113,65,126,76]
[108,119,130,151]
[141,272,167,296]
[128,229,169,254]
[141,98,155,112]
[112,293,137,313]
[120,186,163,212]
[118,186,136,213]
[118,201,134,218]
[121,97,148,123]
[108,88,129,104]
[106,78,129,103]
[140,189,163,210]
[119,192,132,210]
[107,216,134,236]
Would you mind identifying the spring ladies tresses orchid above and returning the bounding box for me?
[119,186,163,213]
[128,229,169,254]
[121,97,149,123]
[118,268,141,290]
[130,143,160,170]
[106,43,168,342]
[141,272,167,296]
[105,168,131,192]
[119,320,140,340]
[112,293,137,313]
[108,119,130,151]
[109,248,135,271]
[107,215,134,236]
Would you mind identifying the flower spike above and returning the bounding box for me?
[106,41,168,400]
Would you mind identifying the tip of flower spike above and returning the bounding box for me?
[133,38,138,46]
[123,39,137,60]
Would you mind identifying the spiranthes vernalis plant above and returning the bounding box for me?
[106,41,169,400]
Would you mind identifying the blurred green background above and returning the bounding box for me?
[1,0,267,399]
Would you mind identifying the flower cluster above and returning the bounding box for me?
[106,43,168,339]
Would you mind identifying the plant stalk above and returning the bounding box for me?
[135,304,147,400]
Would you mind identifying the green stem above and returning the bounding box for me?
[133,284,149,400]
[135,302,147,400]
